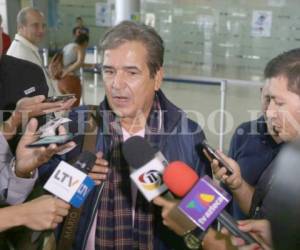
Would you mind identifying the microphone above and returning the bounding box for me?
[122,136,169,202]
[163,161,258,245]
[43,151,96,208]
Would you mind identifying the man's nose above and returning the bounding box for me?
[112,71,125,89]
[266,100,277,120]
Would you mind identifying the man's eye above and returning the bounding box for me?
[103,69,114,75]
[275,101,284,106]
[128,71,138,75]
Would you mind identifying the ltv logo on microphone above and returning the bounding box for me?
[179,176,231,230]
[44,161,95,208]
[130,158,167,201]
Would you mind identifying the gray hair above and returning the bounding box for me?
[17,7,43,27]
[100,21,164,78]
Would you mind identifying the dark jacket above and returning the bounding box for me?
[0,55,48,117]
[43,90,211,250]
[0,55,49,152]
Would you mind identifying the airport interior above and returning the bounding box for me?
[0,0,300,250]
[2,0,296,151]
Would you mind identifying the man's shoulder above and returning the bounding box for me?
[1,55,44,73]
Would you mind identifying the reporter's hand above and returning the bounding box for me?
[222,219,272,250]
[15,118,76,178]
[21,195,70,230]
[210,151,243,191]
[88,151,109,185]
[153,196,186,236]
[1,95,76,140]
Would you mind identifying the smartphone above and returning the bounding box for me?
[27,133,74,148]
[202,141,233,175]
[44,94,75,103]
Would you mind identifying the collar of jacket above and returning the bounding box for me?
[14,34,40,54]
[98,89,184,135]
[155,89,183,133]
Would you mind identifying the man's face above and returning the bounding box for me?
[266,76,300,141]
[102,41,162,121]
[19,11,46,45]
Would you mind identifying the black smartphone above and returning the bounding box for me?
[27,133,74,148]
[44,94,75,103]
[202,141,233,175]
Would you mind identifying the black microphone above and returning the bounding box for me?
[122,136,170,202]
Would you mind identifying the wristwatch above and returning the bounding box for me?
[183,227,204,250]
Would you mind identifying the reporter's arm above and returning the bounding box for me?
[0,132,37,204]
[0,195,70,232]
[2,119,76,204]
[211,152,255,214]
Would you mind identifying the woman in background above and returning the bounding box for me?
[58,33,89,107]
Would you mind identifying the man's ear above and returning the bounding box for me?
[154,67,164,91]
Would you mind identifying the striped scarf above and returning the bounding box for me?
[95,92,162,250]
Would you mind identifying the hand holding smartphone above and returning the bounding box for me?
[27,133,74,148]
[44,94,75,103]
[201,141,233,175]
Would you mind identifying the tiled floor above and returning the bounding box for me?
[82,73,262,152]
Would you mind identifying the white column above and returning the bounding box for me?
[4,0,21,36]
[114,0,140,25]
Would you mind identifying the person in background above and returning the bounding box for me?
[58,33,89,107]
[7,7,56,95]
[226,81,283,219]
[72,16,89,37]
[0,14,11,54]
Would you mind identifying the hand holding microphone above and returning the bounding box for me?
[123,136,198,240]
[163,161,259,246]
[19,195,71,230]
[43,151,97,208]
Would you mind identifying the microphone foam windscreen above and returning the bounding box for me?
[163,161,199,197]
[74,151,97,173]
[122,136,157,169]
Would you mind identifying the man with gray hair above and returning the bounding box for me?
[7,7,56,95]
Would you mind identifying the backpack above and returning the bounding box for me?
[48,51,63,80]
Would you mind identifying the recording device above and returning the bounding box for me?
[201,140,233,175]
[122,136,169,202]
[44,94,75,103]
[43,151,96,208]
[163,161,258,245]
[26,133,74,148]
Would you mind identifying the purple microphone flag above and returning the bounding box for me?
[178,175,231,230]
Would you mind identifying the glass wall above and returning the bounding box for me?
[141,0,300,81]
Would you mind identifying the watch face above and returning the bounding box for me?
[184,233,201,250]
